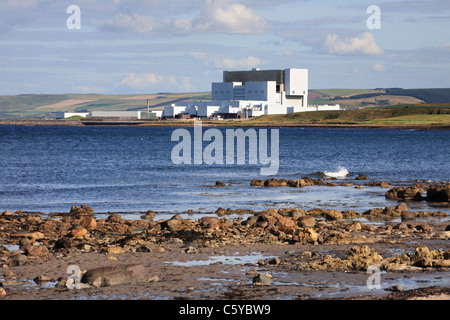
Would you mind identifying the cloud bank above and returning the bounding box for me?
[324,32,384,55]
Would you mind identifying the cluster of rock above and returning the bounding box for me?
[1,203,449,291]
[250,176,396,188]
[386,183,450,202]
[274,245,450,272]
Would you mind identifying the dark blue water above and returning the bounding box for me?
[0,125,448,216]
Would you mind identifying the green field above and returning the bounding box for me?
[310,89,383,98]
[0,92,211,119]
[238,105,450,126]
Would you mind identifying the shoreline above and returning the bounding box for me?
[1,119,449,130]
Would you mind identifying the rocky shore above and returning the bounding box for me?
[1,191,449,300]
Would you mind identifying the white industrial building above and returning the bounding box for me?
[162,68,340,119]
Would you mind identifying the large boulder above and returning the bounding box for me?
[275,216,297,234]
[69,204,94,216]
[323,209,343,221]
[297,216,316,228]
[264,178,288,187]
[81,264,147,287]
[385,185,425,201]
[426,184,450,202]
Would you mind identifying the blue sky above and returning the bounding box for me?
[1,0,449,95]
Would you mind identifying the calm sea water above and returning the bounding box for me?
[0,125,448,217]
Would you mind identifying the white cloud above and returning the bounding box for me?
[97,0,269,35]
[120,73,192,92]
[214,56,264,69]
[324,32,384,55]
[373,63,386,72]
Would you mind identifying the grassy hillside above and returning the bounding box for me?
[241,105,450,126]
[0,92,211,119]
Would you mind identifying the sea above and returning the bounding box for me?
[0,125,449,220]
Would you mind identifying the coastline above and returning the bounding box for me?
[1,119,449,130]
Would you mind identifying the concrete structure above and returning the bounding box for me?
[162,68,340,119]
[56,112,90,119]
[90,110,161,120]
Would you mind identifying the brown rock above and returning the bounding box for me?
[411,247,432,265]
[214,181,225,187]
[426,184,450,202]
[355,174,368,180]
[141,211,156,220]
[264,178,288,187]
[293,227,318,244]
[275,216,296,234]
[81,264,147,287]
[297,216,316,228]
[24,244,49,257]
[71,226,88,238]
[80,216,97,230]
[401,211,416,220]
[323,209,343,221]
[250,179,265,187]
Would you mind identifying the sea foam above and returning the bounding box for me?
[323,166,350,178]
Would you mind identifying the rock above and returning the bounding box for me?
[445,225,450,231]
[80,216,97,230]
[411,247,432,265]
[81,264,147,288]
[200,216,219,226]
[252,273,274,286]
[386,284,404,292]
[214,181,225,187]
[364,181,393,188]
[0,288,6,296]
[34,275,51,284]
[347,245,383,271]
[264,178,288,187]
[106,213,123,223]
[54,236,77,249]
[8,253,28,266]
[355,174,368,180]
[297,216,316,228]
[414,224,433,234]
[293,227,319,244]
[29,232,45,241]
[141,211,156,220]
[346,222,362,232]
[383,203,408,217]
[288,208,306,219]
[426,184,450,202]
[385,185,425,201]
[401,211,416,220]
[268,258,280,265]
[70,204,93,216]
[70,226,88,238]
[323,209,343,221]
[104,246,122,254]
[160,215,184,232]
[275,216,297,234]
[2,210,14,216]
[250,179,265,187]
[24,244,49,257]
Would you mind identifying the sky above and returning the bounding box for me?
[0,0,449,95]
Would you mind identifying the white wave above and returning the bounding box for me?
[323,166,349,178]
